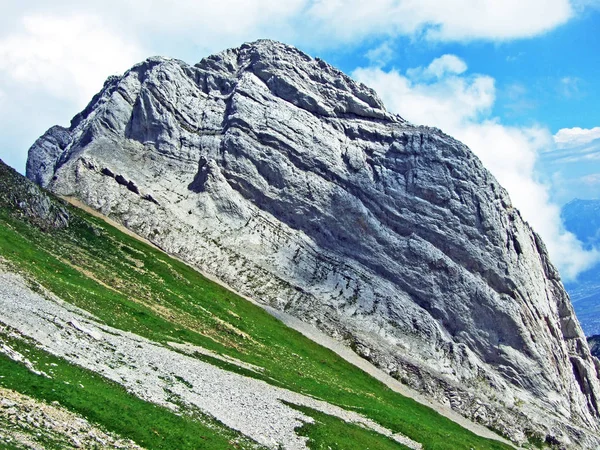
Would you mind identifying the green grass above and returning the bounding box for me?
[0,440,27,450]
[289,403,411,450]
[0,333,263,450]
[0,190,513,449]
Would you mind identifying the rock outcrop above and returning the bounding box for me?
[26,40,600,447]
[0,159,69,230]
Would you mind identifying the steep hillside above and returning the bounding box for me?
[26,40,600,447]
[0,158,512,450]
[562,199,600,335]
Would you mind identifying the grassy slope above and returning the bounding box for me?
[0,169,512,449]
[0,333,264,450]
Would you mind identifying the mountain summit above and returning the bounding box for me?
[27,40,600,447]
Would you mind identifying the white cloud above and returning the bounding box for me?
[545,127,600,166]
[6,0,575,55]
[353,65,494,129]
[554,126,600,147]
[0,14,143,104]
[125,0,305,34]
[424,54,467,78]
[0,0,587,110]
[506,52,526,62]
[306,0,573,42]
[353,59,599,280]
[365,41,395,67]
[3,0,307,59]
[406,54,468,80]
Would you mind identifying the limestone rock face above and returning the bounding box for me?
[25,125,72,188]
[26,40,600,447]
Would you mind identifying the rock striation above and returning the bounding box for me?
[26,40,600,447]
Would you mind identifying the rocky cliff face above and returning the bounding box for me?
[26,40,600,447]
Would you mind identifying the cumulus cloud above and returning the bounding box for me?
[506,52,526,63]
[126,0,305,35]
[305,0,573,42]
[353,59,599,280]
[0,13,145,172]
[0,14,143,104]
[82,0,576,46]
[424,55,467,78]
[0,0,307,60]
[540,127,600,168]
[353,62,494,129]
[554,126,600,147]
[0,1,578,58]
[406,54,468,80]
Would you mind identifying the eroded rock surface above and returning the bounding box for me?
[26,39,600,447]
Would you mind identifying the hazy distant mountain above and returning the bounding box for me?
[588,335,600,358]
[562,199,600,250]
[562,199,600,336]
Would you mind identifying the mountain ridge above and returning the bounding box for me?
[26,39,600,447]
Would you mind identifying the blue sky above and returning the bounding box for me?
[325,12,600,131]
[0,0,598,280]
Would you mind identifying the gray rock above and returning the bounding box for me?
[0,159,69,230]
[25,125,72,187]
[26,39,600,447]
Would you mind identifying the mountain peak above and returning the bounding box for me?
[25,40,600,448]
[240,38,310,55]
[195,39,393,120]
